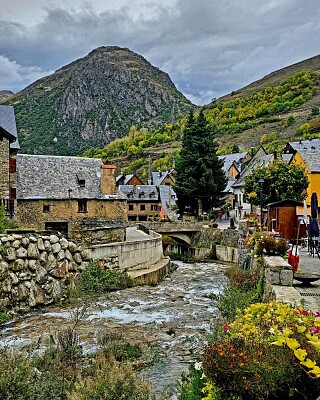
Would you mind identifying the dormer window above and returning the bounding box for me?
[149,191,155,198]
[76,174,85,187]
[127,191,133,198]
[139,191,145,198]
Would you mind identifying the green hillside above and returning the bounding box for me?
[87,64,320,178]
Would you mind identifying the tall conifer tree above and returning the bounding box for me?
[174,110,227,216]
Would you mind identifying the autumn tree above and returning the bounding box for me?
[174,110,227,216]
[243,160,309,207]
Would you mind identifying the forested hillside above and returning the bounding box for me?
[87,68,320,179]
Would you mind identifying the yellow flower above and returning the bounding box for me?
[307,340,320,351]
[282,327,293,337]
[285,337,300,350]
[271,336,285,346]
[301,358,317,369]
[309,366,320,378]
[297,325,306,333]
[294,348,307,361]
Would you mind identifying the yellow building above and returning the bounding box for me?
[291,148,320,205]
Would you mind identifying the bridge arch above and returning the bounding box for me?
[163,233,192,245]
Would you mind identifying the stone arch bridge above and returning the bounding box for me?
[137,221,205,245]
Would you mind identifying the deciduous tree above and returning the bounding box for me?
[243,160,309,206]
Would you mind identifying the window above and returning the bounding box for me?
[149,191,155,198]
[43,205,50,213]
[139,191,145,198]
[129,204,134,211]
[140,204,146,211]
[77,174,85,187]
[78,199,88,213]
[151,204,159,211]
[9,159,16,173]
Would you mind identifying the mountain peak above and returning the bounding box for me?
[2,46,193,156]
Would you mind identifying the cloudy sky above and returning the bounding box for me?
[1,0,320,105]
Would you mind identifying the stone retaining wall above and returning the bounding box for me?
[89,230,163,271]
[0,233,90,311]
[263,256,293,301]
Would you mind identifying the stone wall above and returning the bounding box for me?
[263,256,293,301]
[0,232,90,312]
[16,198,127,240]
[90,230,163,271]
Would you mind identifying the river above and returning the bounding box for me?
[0,260,229,398]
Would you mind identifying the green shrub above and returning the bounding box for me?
[76,261,133,295]
[178,364,205,400]
[69,355,155,400]
[98,332,142,362]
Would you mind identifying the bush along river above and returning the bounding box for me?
[0,260,229,398]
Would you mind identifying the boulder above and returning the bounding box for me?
[60,238,69,250]
[46,255,57,271]
[50,235,59,244]
[29,281,45,307]
[11,259,25,272]
[36,266,47,284]
[28,259,41,272]
[0,261,8,280]
[27,243,39,258]
[52,242,61,254]
[37,238,45,251]
[50,260,68,278]
[16,247,28,258]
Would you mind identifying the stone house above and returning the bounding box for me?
[0,105,20,216]
[16,155,128,243]
[119,185,161,221]
[231,147,275,220]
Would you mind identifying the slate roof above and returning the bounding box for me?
[16,154,123,200]
[159,185,178,220]
[0,105,20,149]
[116,174,134,185]
[232,153,274,188]
[288,139,320,151]
[119,185,159,201]
[152,170,174,186]
[296,149,320,173]
[218,152,247,176]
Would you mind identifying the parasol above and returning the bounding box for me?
[310,192,319,238]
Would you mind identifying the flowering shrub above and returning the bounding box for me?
[202,302,320,399]
[245,232,288,256]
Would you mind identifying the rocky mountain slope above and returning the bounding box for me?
[1,46,193,155]
[94,53,320,179]
[0,90,14,100]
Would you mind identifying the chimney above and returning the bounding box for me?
[101,164,117,195]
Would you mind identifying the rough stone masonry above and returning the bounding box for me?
[0,232,91,312]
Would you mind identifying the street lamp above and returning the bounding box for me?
[258,177,265,227]
[53,136,58,155]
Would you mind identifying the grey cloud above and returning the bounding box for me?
[1,0,320,104]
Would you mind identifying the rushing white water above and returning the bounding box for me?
[0,260,229,398]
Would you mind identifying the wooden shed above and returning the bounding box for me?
[267,199,306,242]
